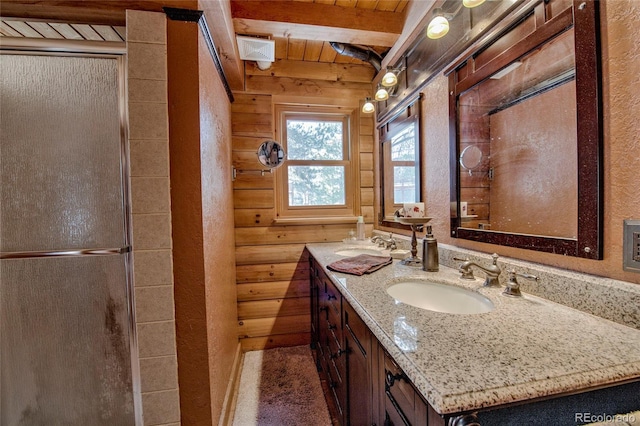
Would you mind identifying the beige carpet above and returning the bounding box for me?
[232,345,332,426]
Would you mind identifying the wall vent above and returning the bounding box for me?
[236,36,275,62]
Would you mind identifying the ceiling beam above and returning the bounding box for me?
[200,0,244,91]
[0,1,197,25]
[230,0,403,47]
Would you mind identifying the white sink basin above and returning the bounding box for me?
[335,248,387,257]
[387,280,494,314]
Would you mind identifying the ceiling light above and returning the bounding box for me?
[362,98,375,114]
[427,10,450,40]
[463,0,486,8]
[375,86,389,101]
[381,70,398,87]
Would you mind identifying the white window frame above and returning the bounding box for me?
[274,104,360,223]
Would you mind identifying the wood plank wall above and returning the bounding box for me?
[232,61,375,351]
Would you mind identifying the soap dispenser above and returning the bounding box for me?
[422,226,439,272]
[356,215,366,240]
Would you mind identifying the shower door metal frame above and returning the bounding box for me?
[0,38,142,426]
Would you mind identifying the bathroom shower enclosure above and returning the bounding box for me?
[0,49,139,424]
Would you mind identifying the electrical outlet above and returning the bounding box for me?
[623,220,640,272]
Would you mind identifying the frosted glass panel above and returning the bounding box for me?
[1,255,134,425]
[0,55,125,252]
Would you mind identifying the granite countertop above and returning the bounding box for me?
[306,242,640,415]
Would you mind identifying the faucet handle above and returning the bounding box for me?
[491,253,499,265]
[503,270,539,297]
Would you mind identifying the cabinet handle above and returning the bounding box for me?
[328,322,336,330]
[385,370,408,388]
[327,294,337,301]
[320,306,328,312]
[449,413,480,426]
[331,348,345,359]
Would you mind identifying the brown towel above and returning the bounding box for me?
[327,254,393,276]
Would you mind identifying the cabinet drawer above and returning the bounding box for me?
[344,302,369,357]
[384,352,422,425]
[324,278,341,318]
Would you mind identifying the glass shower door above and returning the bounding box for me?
[0,53,136,425]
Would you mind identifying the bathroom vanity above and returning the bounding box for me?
[307,243,640,425]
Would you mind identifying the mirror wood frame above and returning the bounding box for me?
[448,0,603,259]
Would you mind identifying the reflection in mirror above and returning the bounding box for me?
[458,29,576,239]
[257,140,286,169]
[459,145,483,175]
[450,0,602,259]
[380,105,421,223]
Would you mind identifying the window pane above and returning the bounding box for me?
[286,120,344,160]
[391,125,416,161]
[394,166,417,203]
[288,166,345,206]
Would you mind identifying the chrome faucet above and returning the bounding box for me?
[456,253,501,287]
[371,233,397,250]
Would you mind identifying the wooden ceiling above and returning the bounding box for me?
[0,0,435,90]
[231,0,408,66]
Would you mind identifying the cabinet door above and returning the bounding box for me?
[310,258,320,369]
[383,351,428,425]
[344,303,372,426]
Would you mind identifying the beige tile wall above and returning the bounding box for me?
[126,10,181,426]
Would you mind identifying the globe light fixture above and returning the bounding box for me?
[362,97,375,113]
[463,0,486,8]
[381,70,398,87]
[427,10,450,40]
[375,86,389,101]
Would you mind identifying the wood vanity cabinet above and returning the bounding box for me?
[310,257,441,426]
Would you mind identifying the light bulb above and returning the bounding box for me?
[362,99,375,114]
[463,0,486,8]
[375,87,389,101]
[427,15,449,39]
[381,70,398,87]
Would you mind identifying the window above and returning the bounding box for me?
[275,105,359,221]
[380,111,420,221]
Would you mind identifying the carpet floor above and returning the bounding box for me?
[232,345,332,426]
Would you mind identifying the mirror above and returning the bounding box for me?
[257,140,286,169]
[459,145,483,175]
[449,0,602,259]
[379,100,422,227]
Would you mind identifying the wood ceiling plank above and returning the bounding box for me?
[231,0,402,47]
[3,20,42,37]
[27,21,64,38]
[71,23,102,40]
[245,59,374,83]
[274,37,288,60]
[376,0,401,12]
[113,26,126,40]
[395,0,409,13]
[355,0,378,10]
[92,25,123,41]
[303,40,324,62]
[318,42,338,63]
[335,0,358,7]
[287,39,306,61]
[0,21,23,37]
[49,22,83,40]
